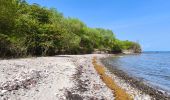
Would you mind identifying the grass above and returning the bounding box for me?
[92,57,132,100]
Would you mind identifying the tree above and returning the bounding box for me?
[0,0,141,57]
[0,0,18,34]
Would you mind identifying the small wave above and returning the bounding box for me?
[108,52,170,94]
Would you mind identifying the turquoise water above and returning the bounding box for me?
[108,52,170,92]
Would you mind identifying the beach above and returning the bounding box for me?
[1,0,169,100]
[0,54,164,100]
[0,54,113,100]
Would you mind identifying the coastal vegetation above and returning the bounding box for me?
[0,0,141,58]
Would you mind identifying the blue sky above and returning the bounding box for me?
[27,0,170,51]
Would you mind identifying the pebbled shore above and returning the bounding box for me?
[0,54,163,100]
[0,54,113,100]
[101,57,170,100]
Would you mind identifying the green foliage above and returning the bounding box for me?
[112,40,142,53]
[0,34,21,57]
[0,0,141,57]
[0,0,18,34]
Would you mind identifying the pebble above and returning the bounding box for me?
[0,90,8,96]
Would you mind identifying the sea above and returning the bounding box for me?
[106,51,170,93]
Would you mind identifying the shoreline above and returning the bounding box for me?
[0,54,169,100]
[0,54,114,100]
[93,56,133,100]
[101,56,170,100]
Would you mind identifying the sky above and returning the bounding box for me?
[27,0,170,51]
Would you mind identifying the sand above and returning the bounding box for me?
[0,54,114,100]
[0,54,158,100]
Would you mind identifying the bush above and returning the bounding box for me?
[0,34,20,57]
[0,0,142,58]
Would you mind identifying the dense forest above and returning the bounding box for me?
[0,0,141,57]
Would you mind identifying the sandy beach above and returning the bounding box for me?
[0,54,158,100]
[0,54,113,100]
